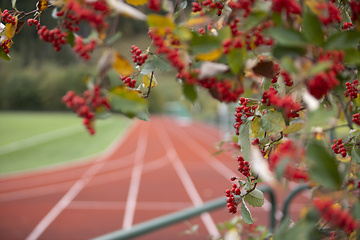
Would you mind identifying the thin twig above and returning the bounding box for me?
[17,5,54,21]
[109,15,119,38]
[335,94,354,129]
[144,71,154,98]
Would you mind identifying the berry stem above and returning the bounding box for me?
[144,71,154,98]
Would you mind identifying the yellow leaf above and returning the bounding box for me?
[349,231,358,240]
[283,122,305,134]
[113,52,134,76]
[126,0,148,6]
[304,0,325,16]
[143,74,157,88]
[37,0,49,12]
[5,16,18,40]
[184,16,211,28]
[196,48,223,61]
[251,117,261,137]
[147,14,175,35]
[337,155,351,163]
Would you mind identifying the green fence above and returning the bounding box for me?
[92,184,306,240]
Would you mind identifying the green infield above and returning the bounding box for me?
[0,112,131,174]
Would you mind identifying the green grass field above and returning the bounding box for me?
[0,112,131,174]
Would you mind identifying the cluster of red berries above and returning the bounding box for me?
[343,22,353,30]
[1,10,16,25]
[27,19,41,29]
[238,156,251,177]
[225,183,241,214]
[148,0,161,12]
[307,49,344,99]
[222,37,244,54]
[353,113,360,125]
[62,85,110,135]
[252,138,260,145]
[62,91,96,135]
[271,0,302,16]
[228,0,255,18]
[270,63,281,83]
[192,0,224,16]
[177,70,244,102]
[1,39,10,54]
[269,140,309,181]
[331,139,347,157]
[120,75,137,88]
[131,45,148,66]
[73,37,96,60]
[344,79,359,101]
[262,87,301,118]
[314,198,359,235]
[282,71,293,86]
[148,28,185,72]
[58,0,109,33]
[350,1,360,22]
[233,97,258,135]
[317,2,342,25]
[37,25,68,52]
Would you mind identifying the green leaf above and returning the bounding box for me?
[217,26,231,42]
[260,111,286,132]
[12,0,17,10]
[238,122,251,161]
[281,56,298,73]
[183,82,197,103]
[245,11,267,31]
[307,106,337,129]
[244,181,252,191]
[302,9,324,46]
[228,48,245,74]
[306,140,342,190]
[190,32,220,54]
[272,45,306,59]
[66,30,75,47]
[245,189,265,207]
[308,61,332,76]
[0,47,10,61]
[283,122,304,134]
[351,146,360,164]
[344,49,360,65]
[108,86,148,116]
[324,31,360,50]
[106,32,122,46]
[267,27,307,47]
[140,61,155,75]
[152,55,174,71]
[174,1,187,20]
[241,199,253,224]
[251,117,261,137]
[136,108,150,121]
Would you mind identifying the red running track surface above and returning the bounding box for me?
[0,116,311,240]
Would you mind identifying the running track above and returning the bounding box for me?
[0,116,311,239]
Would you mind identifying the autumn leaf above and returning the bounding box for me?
[125,0,148,6]
[37,0,49,12]
[184,16,211,28]
[143,73,157,88]
[113,51,134,76]
[147,14,175,35]
[196,48,223,61]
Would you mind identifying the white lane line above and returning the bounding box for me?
[68,201,193,210]
[122,123,150,229]
[25,121,139,240]
[0,155,169,202]
[156,120,220,240]
[169,122,277,215]
[0,152,136,192]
